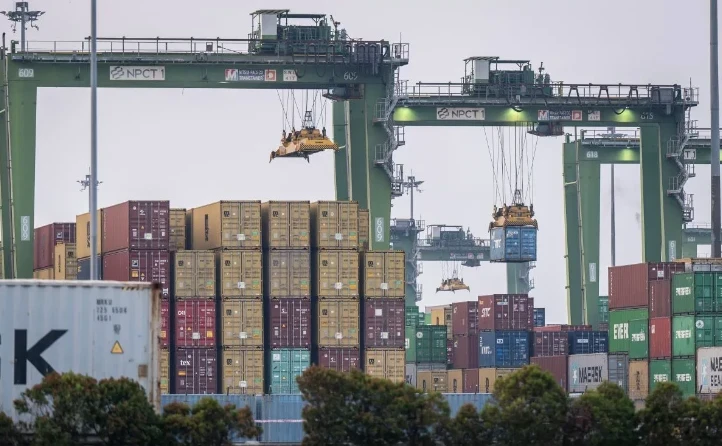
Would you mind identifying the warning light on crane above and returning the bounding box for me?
[489,190,538,263]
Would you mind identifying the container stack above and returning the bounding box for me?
[608,262,684,403]
[312,201,363,381]
[476,295,533,393]
[427,305,454,369]
[76,211,102,279]
[32,222,77,280]
[407,324,448,390]
[264,201,312,394]
[533,307,546,327]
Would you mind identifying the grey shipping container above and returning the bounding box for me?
[697,346,722,394]
[0,280,162,422]
[608,353,630,394]
[567,353,608,393]
[405,363,417,387]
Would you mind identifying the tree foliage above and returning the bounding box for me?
[564,381,637,446]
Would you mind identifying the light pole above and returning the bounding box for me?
[89,0,99,279]
[711,0,721,257]
[0,2,44,52]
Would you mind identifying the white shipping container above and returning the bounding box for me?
[568,353,608,393]
[697,346,722,394]
[0,280,162,421]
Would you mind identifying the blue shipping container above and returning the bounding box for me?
[568,331,608,355]
[478,330,530,368]
[533,308,546,327]
[77,257,102,280]
[489,226,537,262]
[267,349,311,395]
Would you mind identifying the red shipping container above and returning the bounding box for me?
[175,299,217,347]
[269,298,311,349]
[477,294,533,331]
[102,249,171,298]
[317,348,361,372]
[452,301,479,335]
[531,356,568,390]
[452,334,479,369]
[160,300,170,349]
[533,332,568,357]
[649,280,672,318]
[649,317,672,359]
[447,339,454,368]
[174,348,217,394]
[102,200,170,253]
[535,324,592,333]
[609,262,685,310]
[34,222,75,270]
[463,369,480,393]
[364,299,405,348]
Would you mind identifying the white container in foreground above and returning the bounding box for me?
[0,280,162,421]
[697,346,722,394]
[568,353,608,393]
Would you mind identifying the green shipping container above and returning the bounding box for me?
[405,306,420,326]
[408,325,447,363]
[673,272,717,314]
[672,314,722,356]
[609,308,649,353]
[424,313,431,325]
[672,358,696,398]
[649,359,671,393]
[266,349,311,394]
[629,318,649,359]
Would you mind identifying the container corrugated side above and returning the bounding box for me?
[315,250,359,298]
[221,300,263,348]
[628,318,649,359]
[478,368,518,393]
[311,201,359,250]
[266,349,310,394]
[536,324,592,333]
[258,394,306,444]
[673,357,697,397]
[262,200,311,249]
[169,208,187,251]
[478,330,530,368]
[462,369,480,393]
[567,331,608,355]
[447,339,454,368]
[533,331,569,357]
[316,299,360,347]
[477,294,533,331]
[267,251,311,298]
[173,250,216,298]
[160,300,170,349]
[221,349,264,395]
[628,360,649,401]
[76,256,102,281]
[452,301,479,336]
[649,279,672,318]
[567,353,608,393]
[0,280,162,421]
[531,356,568,390]
[649,317,671,359]
[452,334,479,369]
[190,200,262,250]
[362,251,405,298]
[533,308,546,327]
[417,371,448,393]
[696,347,722,395]
[649,359,671,393]
[160,349,170,395]
[364,348,405,383]
[218,250,263,298]
[102,249,171,299]
[363,299,405,348]
[358,209,369,250]
[317,347,361,372]
[412,325,448,363]
[609,308,649,353]
[405,363,417,386]
[76,211,103,259]
[175,299,217,348]
[608,353,629,393]
[34,222,75,270]
[175,347,218,394]
[269,298,311,349]
[102,200,170,253]
[609,262,685,310]
[430,307,453,339]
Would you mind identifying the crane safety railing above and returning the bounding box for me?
[417,238,490,249]
[10,38,410,63]
[395,81,699,105]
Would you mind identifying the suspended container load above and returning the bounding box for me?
[488,201,538,263]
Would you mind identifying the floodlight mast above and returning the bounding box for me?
[0,2,45,52]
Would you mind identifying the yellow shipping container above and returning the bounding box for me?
[267,251,311,298]
[362,251,405,298]
[262,201,311,249]
[76,210,102,259]
[33,267,53,280]
[218,250,263,298]
[315,251,359,298]
[160,349,170,395]
[190,201,262,250]
[417,370,448,393]
[174,250,216,298]
[478,368,519,393]
[222,349,265,395]
[311,201,359,250]
[221,300,264,348]
[54,243,78,280]
[447,369,464,393]
[429,306,453,340]
[358,209,369,251]
[364,349,405,383]
[317,300,360,347]
[628,360,649,401]
[169,208,187,251]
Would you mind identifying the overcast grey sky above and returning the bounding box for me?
[5,0,715,324]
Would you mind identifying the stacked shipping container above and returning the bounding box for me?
[32,223,77,280]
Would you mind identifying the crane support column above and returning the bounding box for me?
[332,101,349,201]
[0,56,12,279]
[333,83,392,250]
[506,263,532,294]
[1,74,37,279]
[578,145,602,328]
[563,141,583,325]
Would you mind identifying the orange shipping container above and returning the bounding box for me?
[311,201,359,249]
[190,201,262,250]
[262,201,311,249]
